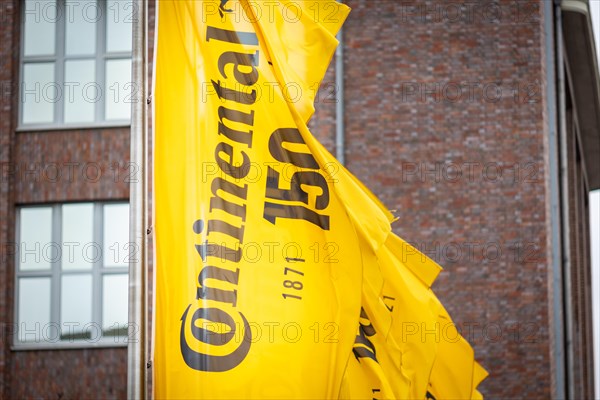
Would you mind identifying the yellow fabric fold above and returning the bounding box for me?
[242,0,349,122]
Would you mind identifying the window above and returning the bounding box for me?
[15,202,130,347]
[20,0,133,128]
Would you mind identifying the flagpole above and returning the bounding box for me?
[335,0,345,166]
[128,0,148,398]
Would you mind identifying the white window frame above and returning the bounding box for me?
[18,0,133,131]
[13,202,130,350]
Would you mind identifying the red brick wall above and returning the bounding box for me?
[308,62,338,155]
[339,1,552,397]
[8,348,126,399]
[0,0,17,397]
[0,0,129,398]
[13,128,130,204]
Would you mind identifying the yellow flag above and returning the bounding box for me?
[155,1,362,398]
[340,233,487,400]
[154,0,487,398]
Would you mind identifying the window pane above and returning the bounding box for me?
[19,207,53,271]
[62,203,94,270]
[22,62,56,124]
[64,60,96,124]
[106,0,133,53]
[60,274,93,340]
[18,278,51,342]
[105,59,131,121]
[103,203,129,267]
[65,0,97,56]
[23,0,56,56]
[102,274,128,335]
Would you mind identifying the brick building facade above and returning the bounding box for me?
[1,0,598,399]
